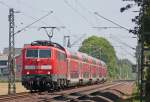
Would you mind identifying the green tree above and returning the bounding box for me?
[117,59,135,80]
[79,36,118,79]
[121,0,150,45]
[121,0,150,101]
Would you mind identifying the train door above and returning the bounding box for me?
[56,51,67,79]
[79,62,83,80]
[66,58,70,81]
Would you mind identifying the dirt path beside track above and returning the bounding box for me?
[0,82,28,95]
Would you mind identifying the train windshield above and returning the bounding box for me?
[39,49,51,58]
[26,49,38,58]
[26,49,51,58]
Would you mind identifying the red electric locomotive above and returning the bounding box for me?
[21,40,107,91]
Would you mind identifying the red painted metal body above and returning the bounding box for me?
[21,41,107,90]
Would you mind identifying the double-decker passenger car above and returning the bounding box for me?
[21,40,107,91]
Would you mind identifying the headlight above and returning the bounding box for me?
[25,65,35,69]
[41,65,52,69]
[27,71,30,75]
[48,71,50,74]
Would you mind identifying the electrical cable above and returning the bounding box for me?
[0,1,11,8]
[94,12,130,32]
[75,0,131,33]
[63,0,94,26]
[75,0,132,33]
[14,11,53,35]
[15,0,72,37]
[14,0,48,13]
[109,34,136,50]
[113,46,135,58]
[19,12,49,27]
[70,34,87,47]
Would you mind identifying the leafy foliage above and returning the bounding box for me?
[117,59,135,79]
[121,0,150,101]
[121,0,150,45]
[79,36,120,79]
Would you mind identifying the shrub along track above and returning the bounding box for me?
[0,80,134,102]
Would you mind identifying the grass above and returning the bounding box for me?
[124,85,140,102]
[0,79,21,83]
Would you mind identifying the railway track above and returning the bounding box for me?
[0,81,134,102]
[50,82,124,102]
[0,92,30,102]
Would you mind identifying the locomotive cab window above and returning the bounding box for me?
[26,49,38,58]
[39,49,51,58]
[26,49,51,58]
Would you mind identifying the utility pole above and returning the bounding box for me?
[8,8,16,95]
[140,30,144,102]
[120,59,122,80]
[40,26,57,42]
[140,32,150,102]
[63,36,71,48]
[136,45,140,87]
[139,1,147,101]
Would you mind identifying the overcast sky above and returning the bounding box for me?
[0,0,138,63]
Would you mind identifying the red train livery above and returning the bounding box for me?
[21,40,107,91]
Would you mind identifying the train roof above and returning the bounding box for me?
[100,60,106,67]
[24,40,106,65]
[27,40,66,51]
[66,49,103,65]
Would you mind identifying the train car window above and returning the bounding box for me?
[92,73,97,78]
[80,63,83,68]
[39,49,51,58]
[26,49,38,58]
[58,52,66,61]
[83,72,89,78]
[70,71,79,79]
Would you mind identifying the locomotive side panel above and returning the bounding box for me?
[69,59,80,84]
[52,49,67,82]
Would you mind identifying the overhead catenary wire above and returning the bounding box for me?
[14,0,48,13]
[0,1,20,12]
[0,0,48,27]
[2,0,135,51]
[63,0,94,26]
[113,46,135,58]
[109,36,136,58]
[75,0,98,20]
[0,1,53,36]
[74,0,137,51]
[70,34,87,47]
[19,12,49,27]
[14,0,52,27]
[109,34,136,50]
[52,14,72,34]
[15,0,72,36]
[14,11,53,35]
[0,1,11,8]
[75,0,132,33]
[14,0,86,47]
[92,26,124,29]
[94,12,130,32]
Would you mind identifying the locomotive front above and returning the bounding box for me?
[22,45,53,91]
